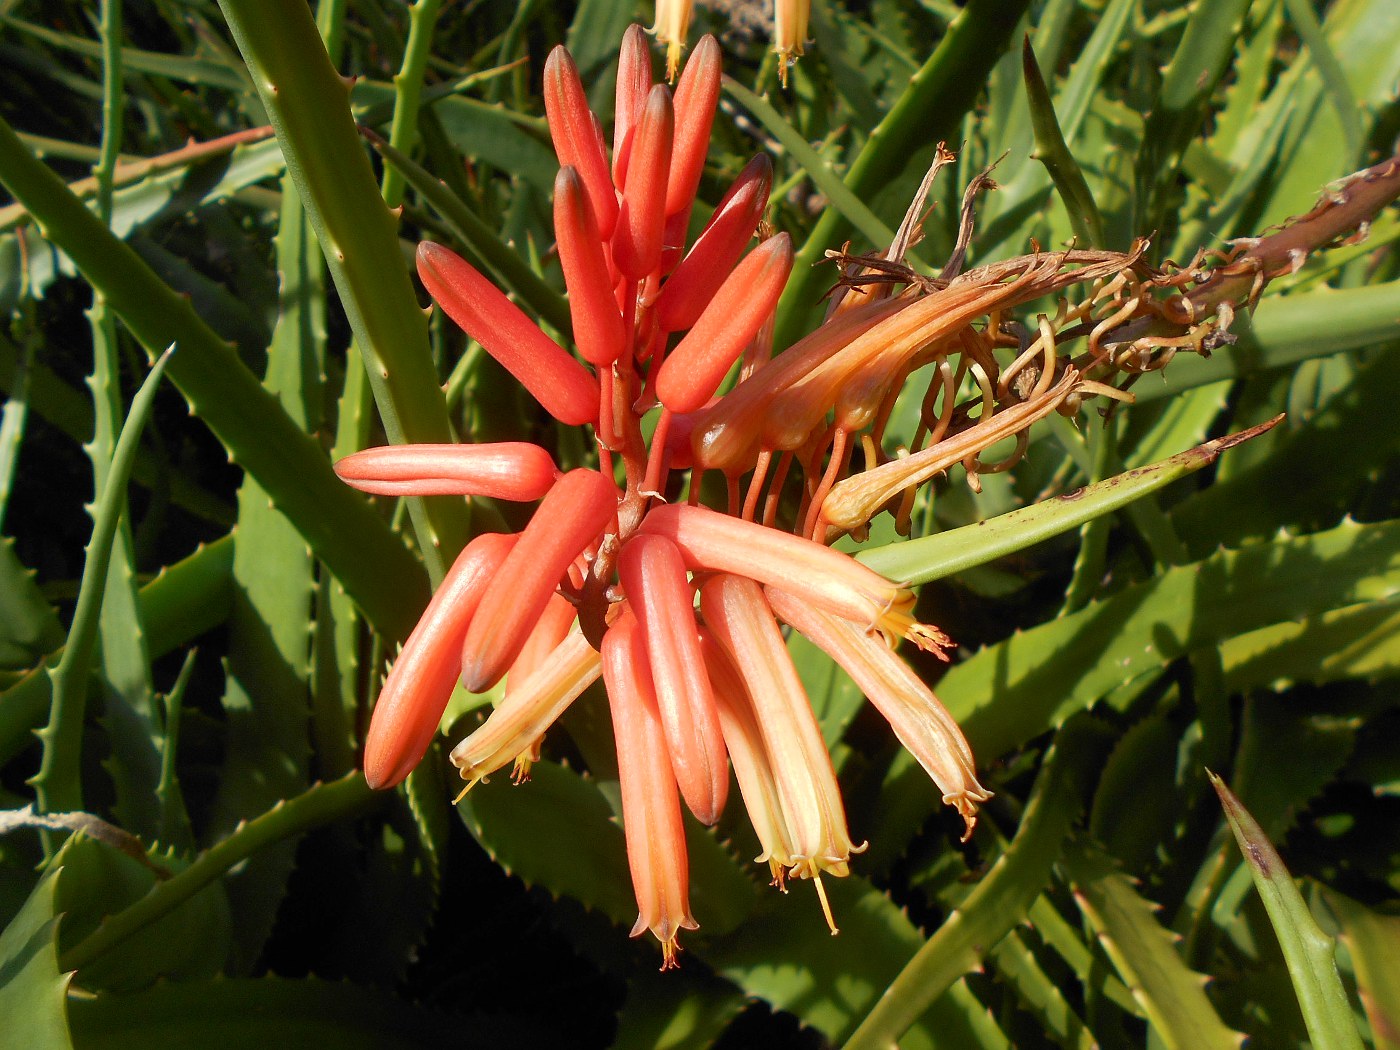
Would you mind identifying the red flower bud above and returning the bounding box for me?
[364,532,519,789]
[417,242,598,427]
[654,154,772,332]
[613,84,673,281]
[666,35,721,219]
[543,45,619,238]
[656,233,792,413]
[555,168,627,366]
[613,24,652,187]
[461,469,618,692]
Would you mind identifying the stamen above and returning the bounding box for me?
[813,874,839,936]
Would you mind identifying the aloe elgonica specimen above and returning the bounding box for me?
[336,27,1400,966]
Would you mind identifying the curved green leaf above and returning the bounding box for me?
[1063,840,1245,1050]
[0,869,71,1050]
[1210,774,1365,1050]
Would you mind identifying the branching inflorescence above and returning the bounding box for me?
[335,28,1400,968]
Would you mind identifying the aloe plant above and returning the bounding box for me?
[1,2,1398,1047]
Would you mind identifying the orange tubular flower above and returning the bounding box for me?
[460,468,618,692]
[765,588,991,838]
[640,503,948,651]
[334,442,558,500]
[416,242,598,427]
[656,232,793,413]
[364,533,519,790]
[617,533,729,825]
[699,628,797,886]
[602,610,699,967]
[700,574,863,931]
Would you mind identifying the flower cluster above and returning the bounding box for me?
[337,27,988,969]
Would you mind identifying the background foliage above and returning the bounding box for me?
[2,0,1399,1046]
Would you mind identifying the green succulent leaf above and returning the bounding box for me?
[0,868,72,1050]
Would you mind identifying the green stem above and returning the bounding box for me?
[36,349,173,816]
[1022,36,1105,248]
[92,0,123,225]
[59,772,382,972]
[216,0,470,583]
[381,0,442,210]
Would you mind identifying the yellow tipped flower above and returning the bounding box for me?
[766,589,992,839]
[700,574,864,933]
[618,533,729,826]
[652,0,695,81]
[700,629,798,887]
[449,632,603,792]
[639,503,946,650]
[774,0,810,87]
